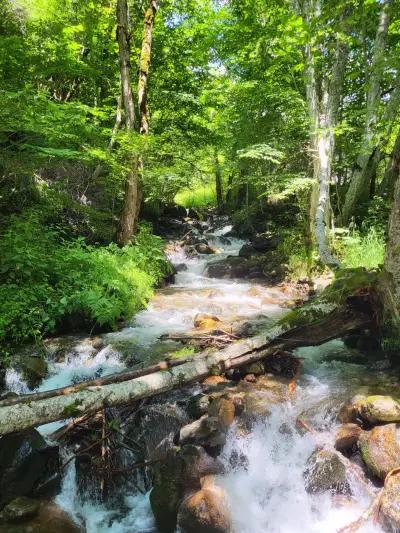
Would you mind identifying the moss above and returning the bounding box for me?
[277,268,378,331]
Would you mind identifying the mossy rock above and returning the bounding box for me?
[357,396,400,424]
[359,424,400,480]
[273,268,377,336]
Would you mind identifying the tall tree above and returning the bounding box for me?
[116,0,139,245]
[341,0,394,224]
[301,0,348,268]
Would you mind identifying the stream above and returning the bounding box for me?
[5,216,399,532]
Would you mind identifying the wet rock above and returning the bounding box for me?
[188,394,211,419]
[359,424,400,480]
[208,398,235,429]
[194,314,221,330]
[241,361,265,376]
[357,396,400,425]
[0,430,60,508]
[177,476,231,533]
[379,471,400,532]
[264,351,301,378]
[207,257,249,279]
[176,263,188,272]
[178,415,226,451]
[337,395,366,424]
[164,204,187,219]
[334,424,363,454]
[150,446,223,533]
[195,243,218,255]
[243,374,257,383]
[202,376,229,386]
[1,497,39,523]
[304,449,350,494]
[150,450,185,533]
[238,244,256,258]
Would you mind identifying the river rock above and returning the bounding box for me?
[177,476,231,533]
[150,450,185,533]
[208,398,235,429]
[188,394,211,419]
[194,314,221,330]
[0,430,59,508]
[238,244,256,258]
[357,396,400,425]
[337,395,366,424]
[150,446,223,533]
[1,497,40,522]
[178,415,226,451]
[207,257,249,279]
[359,424,400,480]
[241,361,265,376]
[334,424,363,453]
[202,376,229,386]
[379,471,400,531]
[304,449,350,494]
[195,243,218,254]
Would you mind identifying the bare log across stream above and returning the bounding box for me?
[0,270,376,436]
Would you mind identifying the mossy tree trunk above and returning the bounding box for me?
[116,0,140,246]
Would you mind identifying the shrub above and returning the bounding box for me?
[0,213,171,346]
[175,184,216,208]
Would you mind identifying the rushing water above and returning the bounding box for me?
[5,218,396,532]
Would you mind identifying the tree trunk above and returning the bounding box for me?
[380,128,400,198]
[116,0,139,246]
[303,0,347,268]
[215,148,223,211]
[379,136,400,338]
[138,0,158,135]
[341,0,393,224]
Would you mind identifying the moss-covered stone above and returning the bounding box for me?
[359,424,400,479]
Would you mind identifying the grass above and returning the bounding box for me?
[335,228,385,269]
[175,184,216,209]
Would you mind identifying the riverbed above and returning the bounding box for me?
[5,217,397,532]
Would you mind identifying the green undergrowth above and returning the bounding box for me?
[175,184,216,208]
[334,228,385,270]
[0,212,172,348]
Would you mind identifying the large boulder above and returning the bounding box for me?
[0,497,40,523]
[207,257,249,279]
[150,446,223,533]
[0,431,59,508]
[304,449,350,494]
[177,476,231,533]
[357,396,400,425]
[0,501,82,533]
[379,471,400,532]
[359,424,400,480]
[251,234,280,252]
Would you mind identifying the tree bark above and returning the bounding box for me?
[215,148,223,211]
[379,138,400,337]
[380,128,400,197]
[138,0,158,136]
[0,286,373,436]
[341,0,393,224]
[303,0,347,268]
[116,0,140,246]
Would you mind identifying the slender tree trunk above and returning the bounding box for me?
[214,148,223,211]
[303,0,347,268]
[379,159,400,338]
[341,0,393,224]
[116,0,139,246]
[138,0,158,136]
[380,129,400,198]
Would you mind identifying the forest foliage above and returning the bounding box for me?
[1,0,399,347]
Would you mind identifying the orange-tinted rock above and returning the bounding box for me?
[359,424,400,479]
[202,376,228,386]
[208,398,235,428]
[334,424,363,453]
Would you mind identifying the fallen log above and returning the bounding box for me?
[0,269,376,436]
